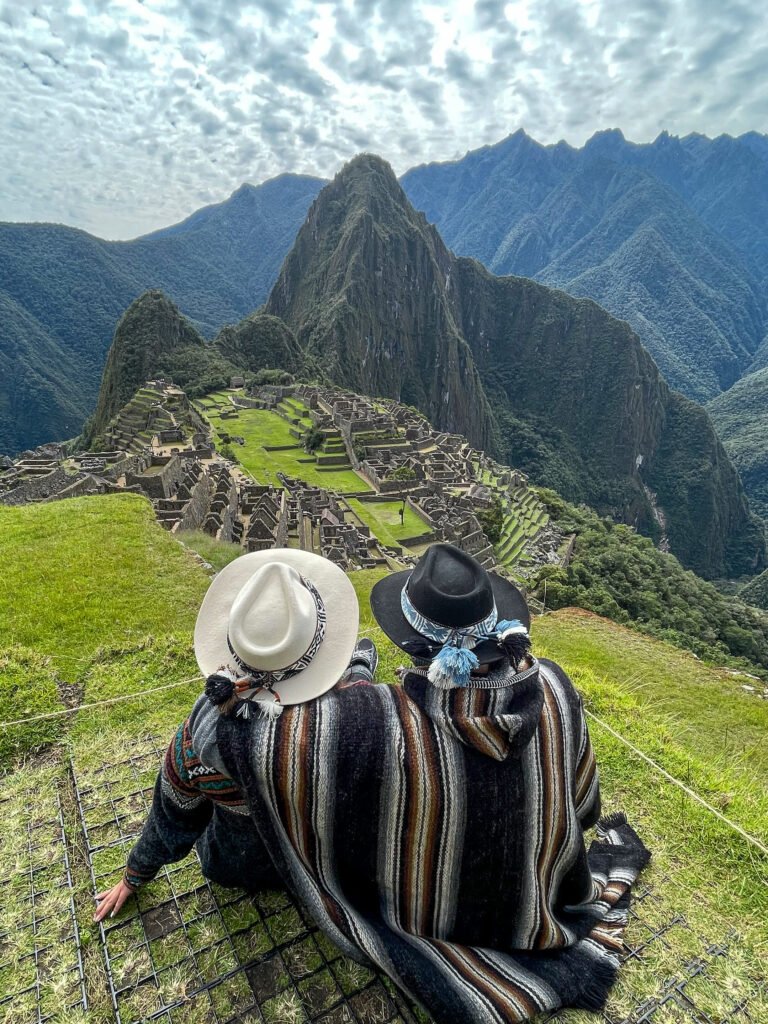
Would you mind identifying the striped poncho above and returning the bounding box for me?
[207,657,650,1023]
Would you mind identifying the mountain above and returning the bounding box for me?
[265,154,496,450]
[401,129,768,402]
[0,173,323,454]
[262,154,764,578]
[86,293,306,442]
[707,366,768,522]
[87,290,210,440]
[741,566,768,610]
[215,312,304,377]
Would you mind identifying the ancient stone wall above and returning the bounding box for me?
[177,474,213,532]
[0,467,76,505]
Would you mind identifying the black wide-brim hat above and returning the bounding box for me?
[370,543,530,665]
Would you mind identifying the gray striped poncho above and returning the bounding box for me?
[207,657,650,1023]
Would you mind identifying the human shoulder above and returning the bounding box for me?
[536,658,583,715]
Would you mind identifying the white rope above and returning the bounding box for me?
[2,657,766,858]
[0,675,201,728]
[584,708,768,858]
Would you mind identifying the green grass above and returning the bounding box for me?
[2,506,768,1021]
[531,609,768,934]
[177,530,243,572]
[0,646,64,762]
[533,607,768,842]
[346,499,431,550]
[203,406,370,492]
[0,495,209,681]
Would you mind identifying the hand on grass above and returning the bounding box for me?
[94,879,134,922]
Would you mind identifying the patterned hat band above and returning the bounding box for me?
[227,575,328,688]
[400,582,500,650]
[400,578,529,689]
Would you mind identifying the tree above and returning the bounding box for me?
[303,426,325,454]
[387,465,417,482]
[477,494,504,544]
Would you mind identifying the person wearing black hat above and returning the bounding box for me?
[199,542,649,1024]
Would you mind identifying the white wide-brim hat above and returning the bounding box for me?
[195,549,359,707]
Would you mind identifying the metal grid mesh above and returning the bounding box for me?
[72,737,424,1024]
[69,736,766,1024]
[543,884,766,1024]
[0,788,88,1023]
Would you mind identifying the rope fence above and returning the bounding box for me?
[2,656,767,859]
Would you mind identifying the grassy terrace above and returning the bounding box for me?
[346,498,431,550]
[2,500,767,1021]
[200,401,371,493]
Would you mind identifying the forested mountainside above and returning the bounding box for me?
[90,155,766,579]
[5,130,768,455]
[401,129,768,402]
[741,566,768,610]
[85,294,304,442]
[707,366,768,523]
[0,173,322,453]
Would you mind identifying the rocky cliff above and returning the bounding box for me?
[265,155,497,452]
[265,154,765,577]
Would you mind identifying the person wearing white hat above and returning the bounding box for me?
[94,549,376,922]
[183,542,650,1024]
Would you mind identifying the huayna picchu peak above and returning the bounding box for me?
[81,153,765,580]
[265,153,764,578]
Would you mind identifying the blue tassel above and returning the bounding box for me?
[427,645,479,689]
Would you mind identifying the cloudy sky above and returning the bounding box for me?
[1,0,766,238]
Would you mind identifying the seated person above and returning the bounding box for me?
[99,543,650,1024]
[94,550,375,921]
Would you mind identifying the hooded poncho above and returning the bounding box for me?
[204,657,650,1023]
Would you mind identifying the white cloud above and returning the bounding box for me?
[1,0,767,237]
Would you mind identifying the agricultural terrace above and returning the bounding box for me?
[197,397,371,494]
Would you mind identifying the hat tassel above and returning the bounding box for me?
[427,644,478,689]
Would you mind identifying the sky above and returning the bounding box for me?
[1,0,767,239]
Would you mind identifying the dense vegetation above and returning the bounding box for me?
[532,489,768,676]
[0,174,323,453]
[741,567,768,610]
[402,128,768,401]
[707,365,768,522]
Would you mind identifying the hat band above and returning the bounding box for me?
[400,579,498,651]
[227,576,327,687]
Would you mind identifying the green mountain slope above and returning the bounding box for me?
[262,153,762,577]
[707,365,768,521]
[402,129,768,402]
[741,568,768,609]
[0,174,323,454]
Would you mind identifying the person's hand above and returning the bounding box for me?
[93,879,135,923]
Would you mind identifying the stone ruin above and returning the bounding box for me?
[1,378,559,580]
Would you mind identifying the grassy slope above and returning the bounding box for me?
[534,608,768,841]
[0,494,208,681]
[1,500,767,1021]
[203,403,371,492]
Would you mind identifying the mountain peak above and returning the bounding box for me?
[330,153,402,198]
[586,128,626,148]
[86,290,204,441]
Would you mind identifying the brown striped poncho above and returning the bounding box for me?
[206,657,650,1023]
